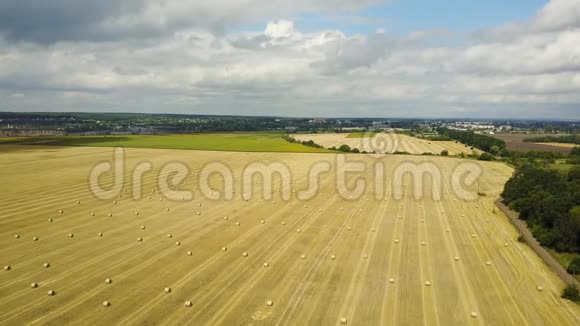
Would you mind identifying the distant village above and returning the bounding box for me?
[0,112,577,137]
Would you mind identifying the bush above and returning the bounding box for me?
[568,256,580,274]
[441,150,449,156]
[478,152,495,161]
[517,235,526,243]
[561,284,580,301]
[338,144,351,152]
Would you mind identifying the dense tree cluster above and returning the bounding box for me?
[502,164,580,254]
[437,128,506,154]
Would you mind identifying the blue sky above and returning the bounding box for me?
[298,0,547,36]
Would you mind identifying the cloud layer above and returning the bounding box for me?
[1,0,579,119]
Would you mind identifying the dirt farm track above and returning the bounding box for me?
[0,145,579,325]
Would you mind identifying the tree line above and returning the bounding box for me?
[524,134,580,145]
[502,163,580,254]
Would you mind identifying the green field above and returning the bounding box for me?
[0,134,335,153]
[548,249,580,282]
[346,132,376,138]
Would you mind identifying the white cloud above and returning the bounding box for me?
[0,0,579,119]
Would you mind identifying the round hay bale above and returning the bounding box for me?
[44,263,50,268]
[282,221,286,225]
[273,201,276,205]
[485,261,492,266]
[184,301,193,307]
[347,227,352,231]
[68,233,74,238]
[113,200,117,204]
[198,203,202,207]
[454,256,460,261]
[76,200,81,204]
[263,262,269,268]
[260,220,265,224]
[223,216,228,220]
[48,290,56,296]
[135,212,139,216]
[167,234,173,238]
[108,213,112,217]
[175,241,181,246]
[33,236,39,241]
[4,265,11,271]
[371,228,376,232]
[59,210,64,214]
[425,281,431,287]
[297,229,302,233]
[48,218,53,222]
[197,212,201,215]
[363,255,368,259]
[537,286,544,292]
[319,209,322,212]
[242,252,248,257]
[187,251,193,256]
[304,205,308,208]
[140,225,145,230]
[446,229,450,233]
[103,301,111,307]
[340,207,344,210]
[105,278,112,284]
[394,239,399,243]
[441,210,445,213]
[330,255,336,260]
[470,312,478,318]
[266,300,274,307]
[222,247,227,252]
[471,234,476,238]
[340,317,348,324]
[148,196,152,199]
[388,278,395,284]
[164,287,172,294]
[98,233,103,237]
[359,209,363,212]
[14,234,20,239]
[165,208,169,212]
[421,241,426,246]
[420,219,424,223]
[301,254,306,259]
[137,237,143,242]
[235,222,240,226]
[31,282,38,288]
[90,213,95,216]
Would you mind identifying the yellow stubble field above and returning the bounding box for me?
[0,145,578,325]
[292,133,479,155]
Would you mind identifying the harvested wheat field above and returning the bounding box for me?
[0,145,578,325]
[292,133,479,155]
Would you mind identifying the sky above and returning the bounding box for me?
[0,0,579,120]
